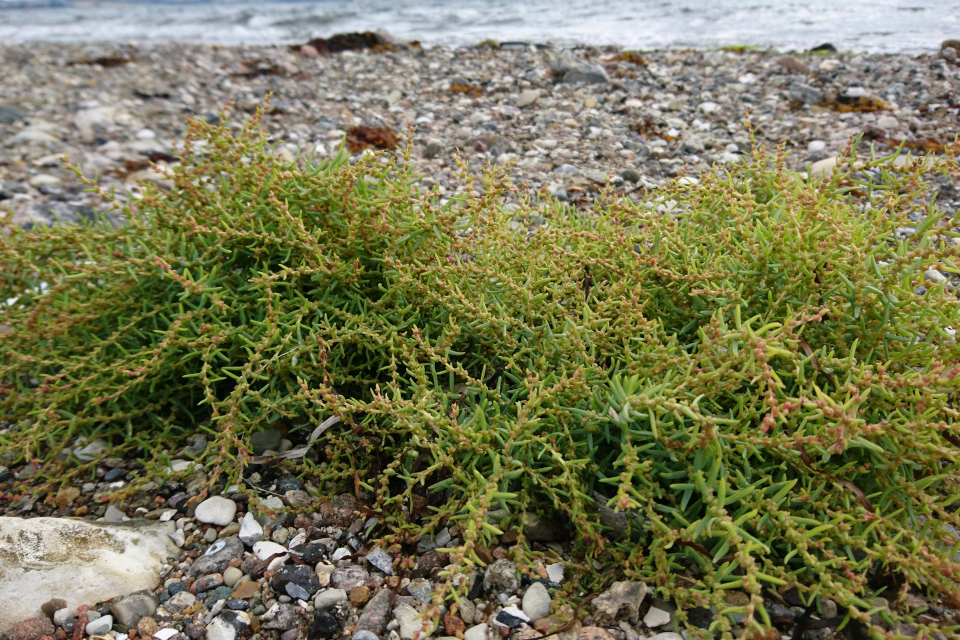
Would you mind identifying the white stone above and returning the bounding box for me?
[698,102,719,114]
[253,540,289,561]
[546,563,564,583]
[53,608,74,626]
[463,624,488,640]
[74,438,109,461]
[876,115,900,130]
[807,140,826,153]
[395,603,434,640]
[223,566,243,588]
[314,589,348,610]
[0,517,177,633]
[29,174,61,188]
[517,89,542,108]
[168,529,185,547]
[205,618,236,640]
[644,607,672,628]
[809,156,839,178]
[649,634,682,640]
[521,583,552,621]
[86,615,113,635]
[261,496,284,510]
[239,512,263,546]
[194,496,237,526]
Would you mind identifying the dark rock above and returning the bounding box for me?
[276,477,303,492]
[272,565,322,597]
[309,611,339,640]
[225,599,248,611]
[788,82,824,105]
[168,581,186,595]
[41,598,67,621]
[619,168,642,184]
[195,573,225,592]
[184,624,207,639]
[412,550,448,579]
[687,606,718,629]
[104,467,125,482]
[189,536,245,576]
[208,586,236,603]
[354,588,392,635]
[289,542,327,564]
[317,493,363,528]
[250,429,282,455]
[495,611,524,628]
[0,104,28,124]
[809,43,837,52]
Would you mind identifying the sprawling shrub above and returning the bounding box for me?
[3,109,960,638]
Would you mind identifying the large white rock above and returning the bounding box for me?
[194,496,237,526]
[0,516,177,633]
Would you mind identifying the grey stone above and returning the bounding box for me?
[251,429,282,455]
[521,582,552,621]
[463,624,488,640]
[547,52,609,84]
[261,603,301,631]
[482,559,518,595]
[85,615,113,636]
[788,82,824,105]
[0,104,28,124]
[188,536,244,576]
[643,607,671,628]
[111,592,159,629]
[406,578,433,603]
[365,547,395,575]
[355,588,392,635]
[165,591,197,614]
[104,504,127,523]
[195,496,237,526]
[353,632,379,640]
[592,581,646,626]
[620,168,642,184]
[331,565,369,592]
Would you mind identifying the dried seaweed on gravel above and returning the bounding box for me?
[345,125,400,152]
[3,107,960,640]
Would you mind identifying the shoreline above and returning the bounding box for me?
[2,38,959,230]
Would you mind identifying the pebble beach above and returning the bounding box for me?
[3,32,960,640]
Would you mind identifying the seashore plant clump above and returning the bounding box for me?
[2,108,960,639]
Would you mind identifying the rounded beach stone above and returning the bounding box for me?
[194,496,237,526]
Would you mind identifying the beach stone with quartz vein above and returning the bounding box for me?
[0,517,177,633]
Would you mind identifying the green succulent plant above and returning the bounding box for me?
[2,107,960,639]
